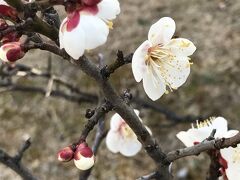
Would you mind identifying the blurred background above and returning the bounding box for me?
[0,0,240,179]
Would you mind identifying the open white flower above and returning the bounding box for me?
[132,17,196,101]
[176,117,240,180]
[106,110,151,157]
[59,0,120,60]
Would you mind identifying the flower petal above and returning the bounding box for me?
[132,40,151,82]
[80,15,109,50]
[119,137,142,157]
[106,130,121,153]
[148,17,176,46]
[220,145,240,180]
[110,113,123,130]
[211,117,228,138]
[142,68,166,101]
[97,0,120,20]
[223,130,239,138]
[0,0,7,5]
[176,127,212,147]
[165,38,196,57]
[161,56,190,89]
[60,19,86,59]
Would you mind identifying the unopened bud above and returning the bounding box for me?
[57,146,74,162]
[74,142,95,170]
[0,42,25,63]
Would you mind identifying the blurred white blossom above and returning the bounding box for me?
[106,110,151,157]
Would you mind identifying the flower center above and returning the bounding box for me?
[145,45,174,66]
[120,123,135,138]
[192,117,215,129]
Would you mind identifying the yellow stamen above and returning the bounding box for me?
[107,21,113,29]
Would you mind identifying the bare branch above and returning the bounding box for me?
[0,139,37,180]
[165,132,240,163]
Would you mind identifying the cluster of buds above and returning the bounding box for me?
[0,1,25,63]
[58,142,95,170]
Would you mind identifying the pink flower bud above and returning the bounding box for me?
[57,146,74,162]
[0,42,25,63]
[74,142,95,170]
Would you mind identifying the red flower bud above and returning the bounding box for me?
[57,146,74,162]
[74,142,95,170]
[0,5,18,20]
[0,42,25,63]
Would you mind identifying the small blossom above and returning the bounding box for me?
[74,142,95,170]
[176,117,239,180]
[59,0,120,59]
[106,110,151,157]
[0,42,25,63]
[132,17,196,101]
[57,146,74,162]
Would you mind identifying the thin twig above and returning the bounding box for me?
[0,139,37,180]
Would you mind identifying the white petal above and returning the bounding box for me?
[132,40,151,82]
[97,0,120,20]
[142,68,166,101]
[0,46,8,62]
[119,137,142,157]
[106,130,121,153]
[74,156,94,170]
[161,56,190,89]
[165,38,196,57]
[220,145,240,180]
[223,130,239,138]
[176,128,212,147]
[110,113,123,130]
[225,165,240,180]
[0,0,8,5]
[211,117,228,138]
[61,20,86,59]
[148,17,176,46]
[80,15,109,50]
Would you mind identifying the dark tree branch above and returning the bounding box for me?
[79,117,107,180]
[0,139,37,180]
[165,132,240,163]
[78,100,112,142]
[100,51,133,79]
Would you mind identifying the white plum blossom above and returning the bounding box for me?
[176,117,240,180]
[132,17,196,101]
[59,0,120,60]
[106,110,151,157]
